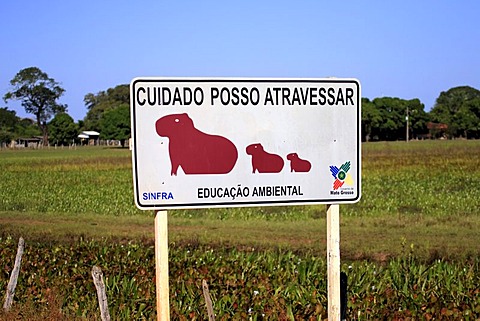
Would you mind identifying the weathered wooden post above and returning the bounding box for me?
[3,237,25,312]
[327,204,341,320]
[202,279,215,321]
[155,211,170,321]
[91,266,111,321]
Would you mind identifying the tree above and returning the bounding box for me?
[361,98,382,141]
[83,84,129,131]
[3,67,66,146]
[49,113,79,146]
[430,86,480,138]
[0,107,18,128]
[99,104,130,147]
[406,98,429,140]
[370,97,406,141]
[363,97,428,141]
[15,118,42,138]
[0,107,18,145]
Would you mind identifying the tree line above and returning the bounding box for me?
[1,67,130,147]
[362,86,480,141]
[1,67,480,147]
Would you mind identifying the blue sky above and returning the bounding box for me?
[2,1,479,121]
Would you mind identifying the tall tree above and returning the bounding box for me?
[430,86,480,138]
[83,84,129,131]
[49,112,79,146]
[3,67,66,145]
[99,104,130,147]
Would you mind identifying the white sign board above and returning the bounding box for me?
[131,78,361,210]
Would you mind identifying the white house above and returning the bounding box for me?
[78,131,100,145]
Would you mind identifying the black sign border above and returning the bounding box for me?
[131,78,361,209]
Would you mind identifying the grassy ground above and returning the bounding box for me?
[1,211,479,263]
[1,140,479,261]
[1,141,480,319]
[1,235,479,320]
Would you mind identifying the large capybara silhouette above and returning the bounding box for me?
[246,143,284,173]
[286,153,312,173]
[155,113,238,175]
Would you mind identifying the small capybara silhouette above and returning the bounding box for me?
[246,143,284,173]
[286,153,312,173]
[155,113,238,175]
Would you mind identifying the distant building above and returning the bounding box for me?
[426,122,448,139]
[14,136,44,148]
[78,131,100,145]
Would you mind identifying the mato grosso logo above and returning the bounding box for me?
[329,161,354,190]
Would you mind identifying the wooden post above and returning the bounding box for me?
[3,237,25,312]
[91,266,111,321]
[155,210,170,321]
[327,204,341,321]
[202,280,215,321]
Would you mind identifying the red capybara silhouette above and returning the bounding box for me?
[155,113,238,175]
[286,153,312,173]
[246,143,284,173]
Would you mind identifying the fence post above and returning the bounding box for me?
[91,266,111,321]
[202,280,215,321]
[3,237,25,312]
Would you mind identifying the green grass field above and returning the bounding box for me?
[1,141,479,319]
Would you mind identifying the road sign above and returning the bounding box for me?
[130,78,361,209]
